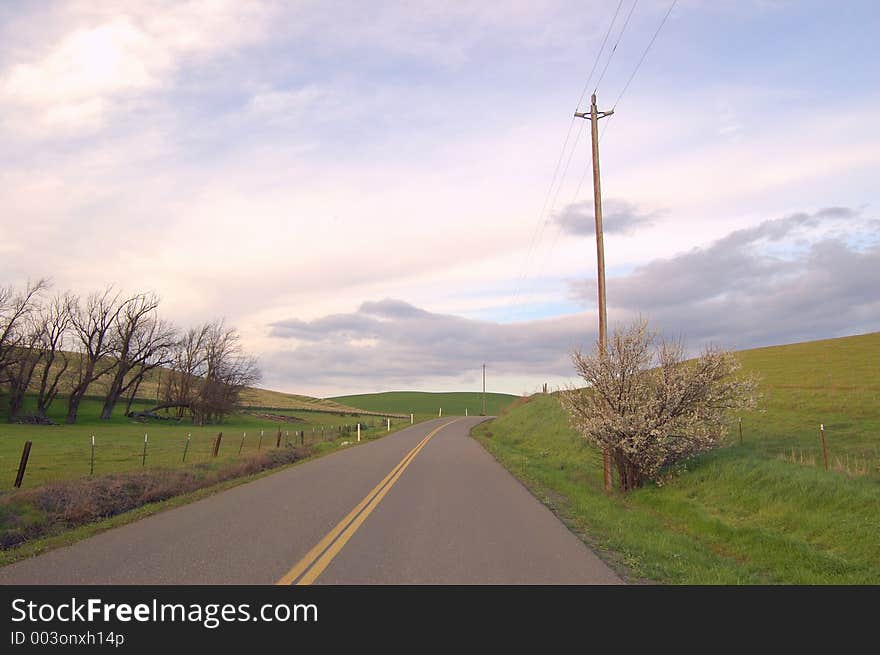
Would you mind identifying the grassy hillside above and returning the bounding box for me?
[329,391,518,417]
[472,332,880,584]
[239,388,369,414]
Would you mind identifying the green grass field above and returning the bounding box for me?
[0,394,413,489]
[472,332,880,584]
[328,391,518,417]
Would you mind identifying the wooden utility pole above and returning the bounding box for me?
[575,93,614,492]
[482,363,487,416]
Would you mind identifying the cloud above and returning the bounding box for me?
[259,205,879,394]
[570,206,880,348]
[265,299,591,392]
[0,1,270,135]
[554,199,661,236]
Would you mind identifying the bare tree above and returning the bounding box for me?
[34,293,74,418]
[154,319,259,424]
[562,320,758,491]
[5,315,45,421]
[99,292,177,419]
[66,288,123,424]
[0,279,48,387]
[157,323,211,418]
[195,321,260,423]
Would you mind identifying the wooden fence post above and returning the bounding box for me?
[90,435,95,476]
[14,441,32,488]
[213,432,223,457]
[819,423,828,471]
[141,433,148,467]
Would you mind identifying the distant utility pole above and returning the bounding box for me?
[481,363,487,416]
[575,92,614,492]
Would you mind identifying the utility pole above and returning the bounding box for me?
[575,92,614,492]
[481,363,486,416]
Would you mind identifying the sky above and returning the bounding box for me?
[1,0,878,397]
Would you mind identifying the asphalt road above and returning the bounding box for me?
[0,418,621,584]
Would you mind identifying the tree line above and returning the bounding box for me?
[0,279,260,424]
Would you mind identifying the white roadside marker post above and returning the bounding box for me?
[357,423,361,442]
[410,413,414,424]
[387,418,390,431]
[465,408,468,417]
[439,407,442,417]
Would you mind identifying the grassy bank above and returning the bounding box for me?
[329,391,518,417]
[471,333,880,584]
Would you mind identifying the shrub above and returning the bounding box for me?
[562,320,758,491]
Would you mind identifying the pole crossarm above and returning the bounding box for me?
[574,109,614,120]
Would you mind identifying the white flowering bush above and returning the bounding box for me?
[561,320,758,491]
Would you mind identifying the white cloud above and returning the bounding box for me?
[0,0,271,135]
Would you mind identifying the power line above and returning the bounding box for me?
[510,116,577,307]
[593,0,640,94]
[507,0,625,319]
[576,0,625,110]
[601,0,678,142]
[614,0,677,109]
[522,0,641,310]
[525,0,676,308]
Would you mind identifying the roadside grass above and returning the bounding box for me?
[329,391,518,417]
[0,394,419,488]
[472,332,880,585]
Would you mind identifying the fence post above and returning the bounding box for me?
[90,435,95,476]
[213,432,223,457]
[14,441,32,488]
[276,429,282,448]
[239,432,246,455]
[819,423,828,471]
[258,429,264,451]
[300,430,304,446]
[183,434,191,462]
[141,433,149,467]
[738,417,743,445]
[284,430,289,447]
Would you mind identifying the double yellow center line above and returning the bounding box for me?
[276,419,458,585]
